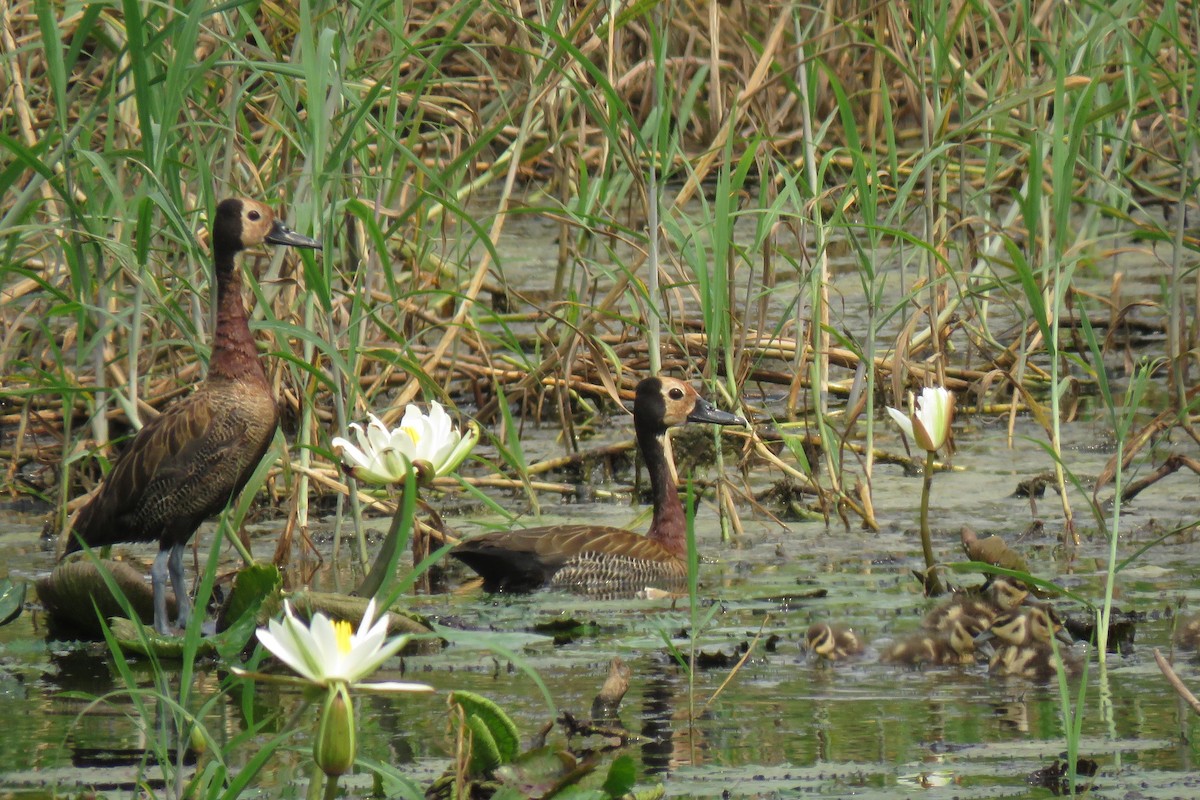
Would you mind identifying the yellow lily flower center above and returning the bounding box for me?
[403,426,420,445]
[334,620,353,654]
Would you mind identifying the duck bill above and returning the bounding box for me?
[972,629,997,658]
[688,396,747,427]
[266,219,322,249]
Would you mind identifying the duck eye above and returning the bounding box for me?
[248,210,261,221]
[669,387,684,400]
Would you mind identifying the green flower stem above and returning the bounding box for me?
[354,468,416,599]
[323,773,341,800]
[307,763,325,800]
[220,508,256,567]
[920,450,944,595]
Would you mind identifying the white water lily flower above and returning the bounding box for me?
[253,599,431,693]
[332,402,479,485]
[886,386,955,453]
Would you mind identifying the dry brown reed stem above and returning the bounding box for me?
[1117,454,1200,505]
[525,439,635,476]
[703,613,771,714]
[1091,410,1181,503]
[475,257,644,422]
[389,189,519,419]
[1154,648,1200,717]
[291,461,620,513]
[673,11,791,209]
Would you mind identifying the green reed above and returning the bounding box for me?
[67,518,285,800]
[4,0,1199,628]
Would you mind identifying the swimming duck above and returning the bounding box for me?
[450,377,746,595]
[1174,615,1200,649]
[882,617,981,667]
[62,198,321,634]
[985,606,1079,680]
[987,605,1069,646]
[805,623,864,661]
[923,576,1029,635]
[959,526,1030,573]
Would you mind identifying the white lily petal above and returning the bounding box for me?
[426,425,458,469]
[358,598,379,633]
[332,438,372,470]
[357,600,392,647]
[283,603,332,680]
[426,402,451,441]
[348,464,398,485]
[346,633,410,682]
[399,403,423,430]
[365,414,391,454]
[257,627,322,685]
[886,406,915,440]
[259,607,325,683]
[356,680,436,694]
[309,612,349,680]
[437,422,478,476]
[348,421,371,453]
[347,622,389,675]
[390,424,419,460]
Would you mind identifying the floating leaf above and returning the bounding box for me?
[601,754,637,796]
[494,746,585,796]
[464,713,502,775]
[219,562,283,630]
[450,690,520,772]
[0,579,26,626]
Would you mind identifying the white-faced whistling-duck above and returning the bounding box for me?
[450,376,745,596]
[63,198,320,634]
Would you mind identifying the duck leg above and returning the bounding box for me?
[168,542,191,630]
[150,548,173,635]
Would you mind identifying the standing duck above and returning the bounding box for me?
[451,377,746,595]
[62,198,321,634]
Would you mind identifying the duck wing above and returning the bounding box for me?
[65,391,265,552]
[451,525,677,593]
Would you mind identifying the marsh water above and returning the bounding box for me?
[2,216,1199,799]
[4,405,1200,799]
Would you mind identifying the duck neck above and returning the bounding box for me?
[208,254,266,385]
[640,426,686,558]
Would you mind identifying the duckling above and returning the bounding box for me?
[923,576,1029,635]
[805,623,865,661]
[986,606,1080,680]
[987,605,1070,646]
[1174,615,1200,649]
[451,377,746,595]
[62,199,321,634]
[960,526,1030,573]
[882,618,980,667]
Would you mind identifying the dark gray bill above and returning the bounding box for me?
[266,219,322,249]
[688,396,747,427]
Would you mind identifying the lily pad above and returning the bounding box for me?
[0,579,26,626]
[450,689,521,774]
[217,562,283,631]
[36,559,172,637]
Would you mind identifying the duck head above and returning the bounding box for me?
[637,376,747,431]
[214,198,322,255]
